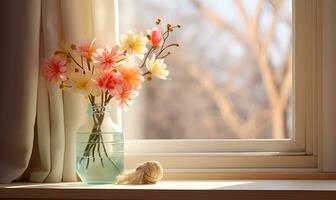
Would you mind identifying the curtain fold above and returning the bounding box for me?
[31,0,66,183]
[0,0,120,183]
[0,0,41,184]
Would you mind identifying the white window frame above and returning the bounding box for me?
[123,0,324,176]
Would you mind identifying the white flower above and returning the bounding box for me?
[120,31,148,59]
[146,55,169,80]
[68,72,100,96]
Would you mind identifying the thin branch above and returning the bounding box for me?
[68,52,85,71]
[190,0,248,45]
[156,44,178,57]
[279,45,292,109]
[140,47,154,68]
[253,1,283,107]
[255,0,265,30]
[187,64,248,137]
[233,0,250,27]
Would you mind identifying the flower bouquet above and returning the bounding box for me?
[41,19,180,183]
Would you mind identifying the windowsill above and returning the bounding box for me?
[1,180,336,200]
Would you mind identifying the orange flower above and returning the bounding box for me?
[115,85,138,108]
[119,65,144,90]
[77,39,96,59]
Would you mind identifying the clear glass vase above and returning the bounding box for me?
[76,104,124,184]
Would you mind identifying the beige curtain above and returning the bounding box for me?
[0,0,120,183]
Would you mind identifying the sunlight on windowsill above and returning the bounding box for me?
[4,181,248,189]
[3,180,336,191]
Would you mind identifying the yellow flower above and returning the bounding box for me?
[120,31,148,59]
[68,72,100,96]
[146,55,169,80]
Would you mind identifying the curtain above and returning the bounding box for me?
[0,0,120,183]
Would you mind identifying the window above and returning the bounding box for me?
[122,0,293,140]
[119,0,322,176]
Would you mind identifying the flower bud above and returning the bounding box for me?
[59,82,66,91]
[167,24,172,31]
[148,27,163,47]
[71,44,77,50]
[146,75,152,81]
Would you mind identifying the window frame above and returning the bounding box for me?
[123,0,322,175]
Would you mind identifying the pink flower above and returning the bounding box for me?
[118,65,143,90]
[148,27,163,47]
[96,71,122,95]
[115,85,138,108]
[42,56,67,84]
[94,45,125,71]
[77,39,96,58]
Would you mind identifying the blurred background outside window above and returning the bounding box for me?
[120,0,292,139]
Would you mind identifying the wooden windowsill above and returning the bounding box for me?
[1,180,336,200]
[162,172,336,180]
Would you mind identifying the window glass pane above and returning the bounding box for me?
[120,0,292,139]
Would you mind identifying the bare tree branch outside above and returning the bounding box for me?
[120,0,292,139]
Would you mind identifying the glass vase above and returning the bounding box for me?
[76,104,124,184]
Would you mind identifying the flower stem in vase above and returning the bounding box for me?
[79,106,120,173]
